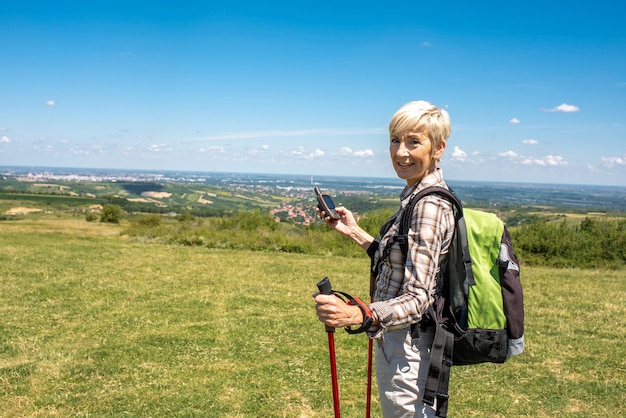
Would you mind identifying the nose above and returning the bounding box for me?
[395,140,409,157]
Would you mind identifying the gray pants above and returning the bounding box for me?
[375,326,437,418]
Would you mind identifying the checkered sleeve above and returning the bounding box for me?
[369,195,454,334]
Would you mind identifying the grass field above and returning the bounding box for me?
[1,218,625,417]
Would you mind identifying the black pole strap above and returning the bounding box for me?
[331,290,373,334]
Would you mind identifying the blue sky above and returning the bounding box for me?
[1,1,625,186]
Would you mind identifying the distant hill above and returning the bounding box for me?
[1,166,625,216]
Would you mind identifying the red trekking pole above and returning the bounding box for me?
[366,298,373,418]
[317,277,341,418]
[366,272,375,418]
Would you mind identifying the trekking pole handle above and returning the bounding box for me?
[317,277,335,333]
[318,276,332,295]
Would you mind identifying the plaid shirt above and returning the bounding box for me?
[368,169,455,339]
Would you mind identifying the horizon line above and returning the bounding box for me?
[1,164,626,189]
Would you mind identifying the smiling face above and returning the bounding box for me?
[389,129,445,187]
[387,101,451,187]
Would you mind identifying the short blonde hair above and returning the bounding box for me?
[388,101,451,154]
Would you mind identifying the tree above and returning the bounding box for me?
[100,204,124,224]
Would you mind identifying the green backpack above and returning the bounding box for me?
[370,186,524,417]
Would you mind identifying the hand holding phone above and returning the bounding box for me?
[314,187,340,221]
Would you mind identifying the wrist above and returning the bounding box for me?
[344,296,373,334]
[349,227,374,249]
[349,305,363,325]
[328,289,373,334]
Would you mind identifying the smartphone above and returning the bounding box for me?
[314,187,340,221]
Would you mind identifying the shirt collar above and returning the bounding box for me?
[399,168,446,204]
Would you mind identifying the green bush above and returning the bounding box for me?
[217,210,278,232]
[511,217,626,269]
[123,209,626,269]
[178,211,195,222]
[134,214,162,227]
[100,204,124,224]
[124,210,365,257]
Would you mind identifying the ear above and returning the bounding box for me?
[434,140,446,161]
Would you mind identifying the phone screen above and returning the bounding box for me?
[322,195,336,210]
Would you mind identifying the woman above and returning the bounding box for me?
[314,100,455,417]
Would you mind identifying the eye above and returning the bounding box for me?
[390,137,400,144]
[406,136,421,145]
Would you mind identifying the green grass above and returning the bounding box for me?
[1,219,625,417]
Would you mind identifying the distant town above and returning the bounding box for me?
[0,166,373,225]
[2,167,203,184]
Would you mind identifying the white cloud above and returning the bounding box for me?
[481,148,571,169]
[544,155,567,166]
[200,145,225,153]
[494,150,568,167]
[521,155,568,166]
[45,100,56,106]
[338,147,374,157]
[310,149,325,158]
[194,127,383,141]
[89,143,105,154]
[541,103,580,113]
[509,118,521,124]
[70,147,90,156]
[601,155,626,167]
[523,139,538,145]
[1,136,10,143]
[499,150,518,158]
[521,158,540,166]
[353,149,374,157]
[290,147,305,156]
[249,145,272,156]
[148,144,172,152]
[33,143,54,152]
[451,146,467,161]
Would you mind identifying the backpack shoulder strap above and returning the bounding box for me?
[397,186,463,261]
[372,186,462,272]
[371,186,467,299]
